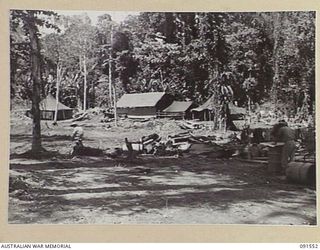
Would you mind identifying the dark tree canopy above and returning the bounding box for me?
[11,11,315,119]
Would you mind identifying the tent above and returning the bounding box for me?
[27,94,74,120]
[160,101,194,119]
[117,92,173,118]
[191,95,216,121]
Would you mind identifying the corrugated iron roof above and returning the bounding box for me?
[117,92,166,108]
[163,101,193,113]
[39,94,73,111]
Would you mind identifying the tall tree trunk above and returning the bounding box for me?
[54,63,61,123]
[83,55,87,111]
[78,55,82,110]
[272,13,281,110]
[113,85,117,127]
[109,25,113,107]
[91,81,95,108]
[26,13,42,152]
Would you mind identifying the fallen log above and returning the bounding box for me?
[171,136,190,144]
[140,154,179,159]
[73,112,89,122]
[141,133,160,143]
[178,123,193,130]
[238,158,268,164]
[173,142,192,152]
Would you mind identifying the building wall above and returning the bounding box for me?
[57,110,73,120]
[40,110,54,120]
[117,107,157,116]
[158,112,186,119]
[191,110,213,121]
[36,110,73,120]
[117,93,173,117]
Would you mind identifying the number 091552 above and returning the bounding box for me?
[300,244,319,248]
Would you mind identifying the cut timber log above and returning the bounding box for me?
[142,138,156,146]
[141,133,159,143]
[73,112,89,121]
[178,122,194,130]
[260,142,285,148]
[140,154,179,159]
[174,142,191,152]
[238,158,268,164]
[171,136,190,144]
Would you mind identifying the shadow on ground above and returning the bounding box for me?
[8,155,317,224]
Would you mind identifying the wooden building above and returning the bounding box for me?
[117,92,173,118]
[160,101,194,119]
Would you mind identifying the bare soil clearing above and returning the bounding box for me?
[8,114,316,224]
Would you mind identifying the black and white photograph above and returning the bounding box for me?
[9,10,316,225]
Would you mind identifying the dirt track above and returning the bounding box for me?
[8,114,317,225]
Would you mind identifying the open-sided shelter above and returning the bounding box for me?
[191,95,216,120]
[27,94,74,120]
[117,92,173,118]
[160,101,194,119]
[227,103,247,130]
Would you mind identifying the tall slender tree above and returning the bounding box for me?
[11,10,58,153]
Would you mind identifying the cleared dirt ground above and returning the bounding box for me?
[8,113,317,225]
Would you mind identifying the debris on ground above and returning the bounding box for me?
[8,108,317,224]
[9,175,29,193]
[73,112,89,121]
[72,145,104,157]
[57,114,315,176]
[10,110,315,182]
